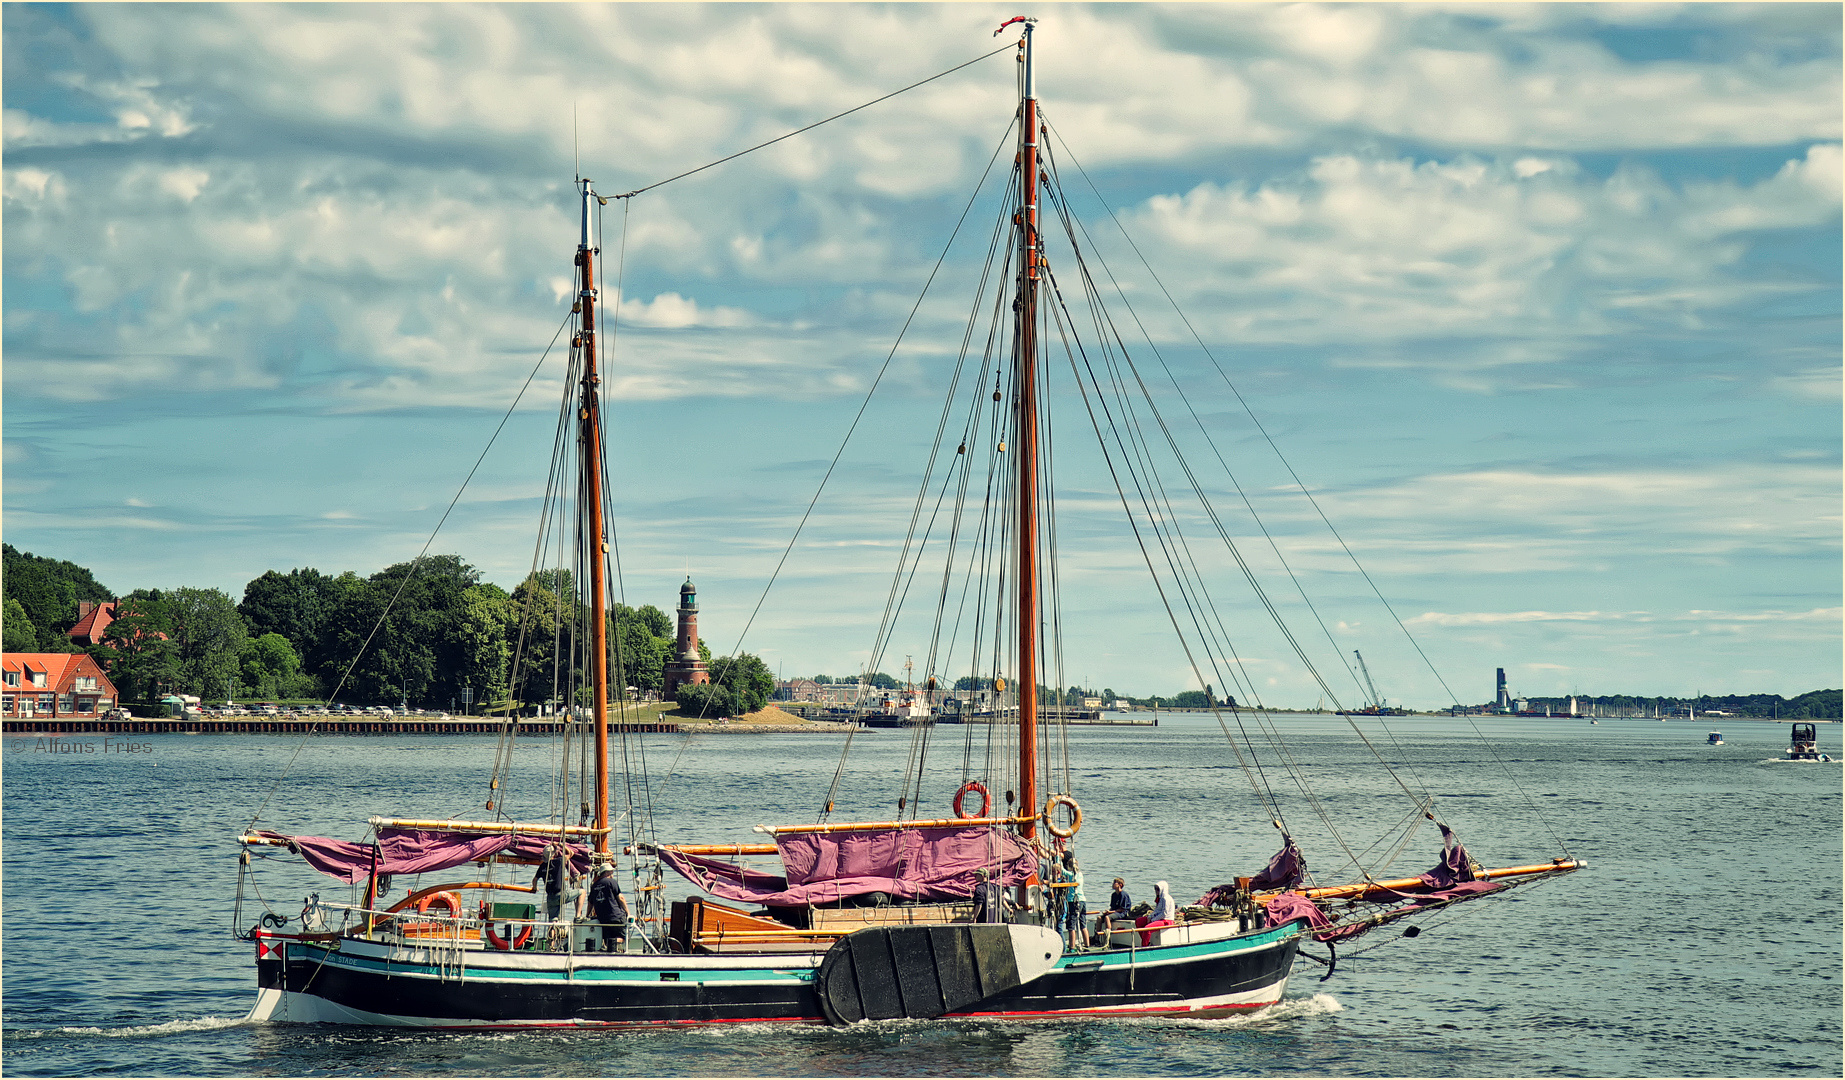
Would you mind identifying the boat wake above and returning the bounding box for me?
[15,1016,245,1039]
[1145,992,1345,1030]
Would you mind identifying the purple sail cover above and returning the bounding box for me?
[1195,838,1306,906]
[1420,823,1479,889]
[1263,891,1334,932]
[1249,837,1306,891]
[256,828,591,884]
[658,826,1037,907]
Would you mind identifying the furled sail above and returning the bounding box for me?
[250,827,591,884]
[655,825,1037,906]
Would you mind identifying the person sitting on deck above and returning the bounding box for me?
[1094,876,1131,942]
[1135,880,1175,945]
[586,866,629,952]
[971,867,1009,924]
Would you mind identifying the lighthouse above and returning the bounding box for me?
[663,578,710,698]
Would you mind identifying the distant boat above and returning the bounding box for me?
[1784,723,1832,762]
[1707,731,1723,745]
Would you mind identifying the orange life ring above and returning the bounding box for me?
[484,922,534,950]
[415,891,462,919]
[1042,794,1082,838]
[954,780,991,819]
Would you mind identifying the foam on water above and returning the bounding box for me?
[13,1016,246,1040]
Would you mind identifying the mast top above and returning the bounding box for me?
[996,17,1037,100]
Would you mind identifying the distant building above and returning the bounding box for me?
[776,678,823,702]
[662,578,711,698]
[3,652,119,718]
[68,600,120,646]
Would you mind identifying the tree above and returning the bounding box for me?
[507,572,574,710]
[456,584,514,711]
[168,587,250,699]
[239,568,339,673]
[98,590,179,704]
[611,604,673,697]
[674,681,735,718]
[632,604,671,640]
[709,653,775,715]
[2,543,111,650]
[954,675,992,691]
[307,556,488,707]
[3,598,38,652]
[240,632,307,699]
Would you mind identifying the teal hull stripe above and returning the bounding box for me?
[1054,923,1304,970]
[296,922,1299,983]
[296,945,811,985]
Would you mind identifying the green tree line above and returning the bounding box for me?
[0,546,750,712]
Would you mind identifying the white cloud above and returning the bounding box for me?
[615,291,756,329]
[1117,143,1842,350]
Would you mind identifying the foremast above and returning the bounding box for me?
[1009,15,1042,846]
[577,177,612,860]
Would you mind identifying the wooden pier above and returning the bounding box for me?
[0,717,681,736]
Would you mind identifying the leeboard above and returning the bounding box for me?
[815,924,1063,1024]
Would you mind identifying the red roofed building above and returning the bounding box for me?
[3,653,119,718]
[68,600,119,646]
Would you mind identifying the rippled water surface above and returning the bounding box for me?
[4,715,1839,1076]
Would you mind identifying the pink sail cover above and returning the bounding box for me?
[1262,824,1506,942]
[658,825,1038,907]
[256,828,591,884]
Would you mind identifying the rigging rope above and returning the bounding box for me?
[243,311,575,836]
[610,43,1015,201]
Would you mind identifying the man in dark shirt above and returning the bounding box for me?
[532,843,572,922]
[1094,877,1131,942]
[587,866,629,952]
[971,867,1008,924]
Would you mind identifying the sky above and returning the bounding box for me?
[4,3,1839,708]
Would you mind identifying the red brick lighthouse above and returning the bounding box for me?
[663,577,710,698]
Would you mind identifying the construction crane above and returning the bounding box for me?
[1353,650,1383,711]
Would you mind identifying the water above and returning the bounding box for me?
[4,715,1839,1076]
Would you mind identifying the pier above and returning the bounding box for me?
[1,716,681,736]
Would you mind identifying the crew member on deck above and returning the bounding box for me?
[1062,852,1087,950]
[533,843,573,922]
[971,867,1008,924]
[587,866,629,952]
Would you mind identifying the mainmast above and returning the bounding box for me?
[1011,17,1041,842]
[577,177,611,858]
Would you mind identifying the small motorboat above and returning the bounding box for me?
[1784,723,1832,761]
[1707,731,1723,745]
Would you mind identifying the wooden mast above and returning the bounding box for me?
[1013,18,1041,843]
[578,177,611,858]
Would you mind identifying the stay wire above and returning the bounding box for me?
[611,43,1015,201]
[243,309,575,836]
[1045,119,1570,859]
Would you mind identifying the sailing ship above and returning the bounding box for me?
[240,20,1583,1028]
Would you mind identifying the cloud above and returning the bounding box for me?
[1408,610,1617,626]
[4,4,1838,412]
[1113,142,1842,351]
